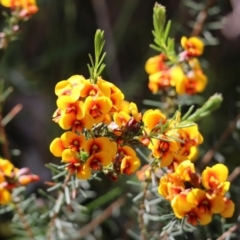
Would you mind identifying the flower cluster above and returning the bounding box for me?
[141,110,202,168]
[158,160,235,225]
[0,0,38,49]
[0,158,39,205]
[145,37,207,95]
[50,75,142,180]
[0,0,38,18]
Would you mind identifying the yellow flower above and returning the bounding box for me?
[128,102,142,122]
[86,152,113,171]
[181,36,204,56]
[56,97,85,130]
[0,158,14,177]
[171,191,196,220]
[158,172,185,201]
[172,189,225,226]
[145,54,166,74]
[113,111,131,127]
[85,96,112,124]
[18,174,39,185]
[176,71,208,95]
[120,155,140,175]
[0,188,11,205]
[142,109,166,132]
[1,0,38,16]
[148,70,172,93]
[202,164,230,196]
[220,198,235,218]
[118,100,130,113]
[148,135,180,167]
[175,160,196,182]
[55,75,85,101]
[84,137,117,158]
[50,132,85,157]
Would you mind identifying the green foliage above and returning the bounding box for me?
[150,3,177,63]
[87,30,106,84]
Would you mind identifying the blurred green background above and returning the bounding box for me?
[0,0,240,239]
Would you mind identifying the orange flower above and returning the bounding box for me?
[61,149,81,164]
[172,146,199,166]
[75,163,91,180]
[113,111,131,127]
[18,174,39,185]
[148,70,172,93]
[148,135,180,167]
[0,158,14,177]
[175,160,197,182]
[145,54,167,74]
[114,146,140,175]
[57,97,85,130]
[84,137,117,158]
[158,172,185,201]
[0,0,38,16]
[118,100,130,113]
[80,79,110,98]
[186,189,225,225]
[86,151,113,171]
[50,132,85,157]
[60,149,90,179]
[0,187,11,205]
[128,102,142,122]
[220,198,235,218]
[120,155,141,175]
[176,71,207,95]
[142,109,166,132]
[102,80,124,112]
[181,36,204,57]
[171,191,196,220]
[71,113,95,132]
[172,189,225,225]
[85,96,112,124]
[55,75,85,101]
[202,164,230,197]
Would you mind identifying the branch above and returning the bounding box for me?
[216,224,239,240]
[199,113,240,171]
[77,196,125,238]
[46,173,71,240]
[191,0,217,37]
[15,203,35,239]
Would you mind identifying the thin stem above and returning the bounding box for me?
[15,203,35,239]
[199,113,240,171]
[138,167,152,240]
[0,112,10,160]
[190,0,217,37]
[216,224,239,240]
[46,173,71,240]
[77,197,125,238]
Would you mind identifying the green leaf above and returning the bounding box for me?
[88,29,106,84]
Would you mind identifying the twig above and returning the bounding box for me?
[78,196,125,238]
[15,203,35,239]
[0,113,10,160]
[138,167,152,240]
[1,104,22,126]
[216,224,239,240]
[199,113,240,171]
[228,166,240,182]
[46,173,71,240]
[190,0,217,37]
